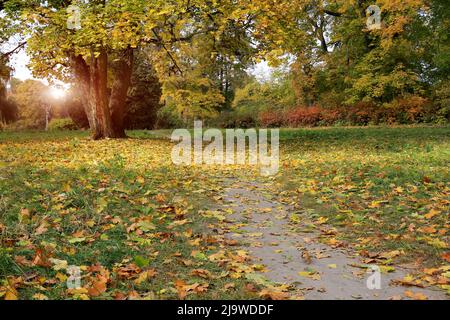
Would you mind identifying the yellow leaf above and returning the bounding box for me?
[424,209,440,220]
[32,293,49,300]
[4,286,18,300]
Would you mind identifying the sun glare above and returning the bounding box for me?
[50,87,66,99]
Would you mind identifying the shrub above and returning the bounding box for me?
[320,108,343,125]
[432,82,450,124]
[346,102,378,125]
[66,99,90,129]
[47,118,78,131]
[285,106,322,127]
[259,111,284,128]
[155,105,184,129]
[224,93,448,128]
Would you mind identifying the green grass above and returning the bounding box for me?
[275,125,449,266]
[0,133,257,300]
[0,125,449,299]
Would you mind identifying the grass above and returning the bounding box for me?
[0,125,449,299]
[276,126,449,266]
[0,133,257,300]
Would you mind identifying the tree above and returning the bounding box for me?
[250,0,444,108]
[10,79,48,129]
[2,0,254,138]
[124,49,162,130]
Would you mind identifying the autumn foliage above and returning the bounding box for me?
[257,95,442,128]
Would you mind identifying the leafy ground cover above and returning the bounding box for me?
[0,126,448,300]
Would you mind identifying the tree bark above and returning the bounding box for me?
[71,54,95,130]
[90,49,116,139]
[109,48,134,138]
[70,48,133,140]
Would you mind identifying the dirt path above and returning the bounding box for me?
[220,179,448,300]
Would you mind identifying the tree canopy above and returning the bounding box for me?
[0,0,448,134]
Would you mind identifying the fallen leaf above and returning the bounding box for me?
[4,285,18,300]
[32,248,52,268]
[424,209,440,220]
[259,289,289,300]
[87,274,108,297]
[441,252,450,263]
[404,290,428,300]
[190,269,212,279]
[134,269,158,285]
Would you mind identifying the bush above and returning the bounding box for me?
[66,99,90,129]
[346,102,378,125]
[155,105,184,129]
[47,118,78,131]
[259,111,284,128]
[432,81,450,124]
[252,96,446,128]
[320,108,343,126]
[286,106,322,127]
[5,119,43,131]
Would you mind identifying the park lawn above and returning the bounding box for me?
[0,125,449,299]
[275,126,449,270]
[0,131,260,300]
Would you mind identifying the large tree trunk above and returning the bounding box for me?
[71,54,94,129]
[109,48,134,138]
[91,49,116,139]
[70,48,133,140]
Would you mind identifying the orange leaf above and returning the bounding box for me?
[32,248,52,268]
[190,269,212,279]
[4,287,18,300]
[404,290,428,300]
[87,275,108,297]
[259,289,289,300]
[441,252,450,263]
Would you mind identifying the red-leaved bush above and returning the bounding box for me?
[257,96,438,128]
[285,106,322,127]
[259,111,284,128]
[320,108,343,125]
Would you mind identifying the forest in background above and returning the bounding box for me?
[0,0,449,133]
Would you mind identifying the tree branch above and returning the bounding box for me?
[323,10,343,17]
[152,29,184,76]
[1,42,26,59]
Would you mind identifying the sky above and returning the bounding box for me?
[10,49,273,83]
[11,50,33,80]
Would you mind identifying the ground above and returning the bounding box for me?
[0,126,448,300]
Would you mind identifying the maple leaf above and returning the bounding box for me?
[34,220,49,235]
[134,269,158,285]
[87,275,108,297]
[424,209,440,220]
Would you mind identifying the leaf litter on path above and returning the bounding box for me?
[219,179,448,300]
